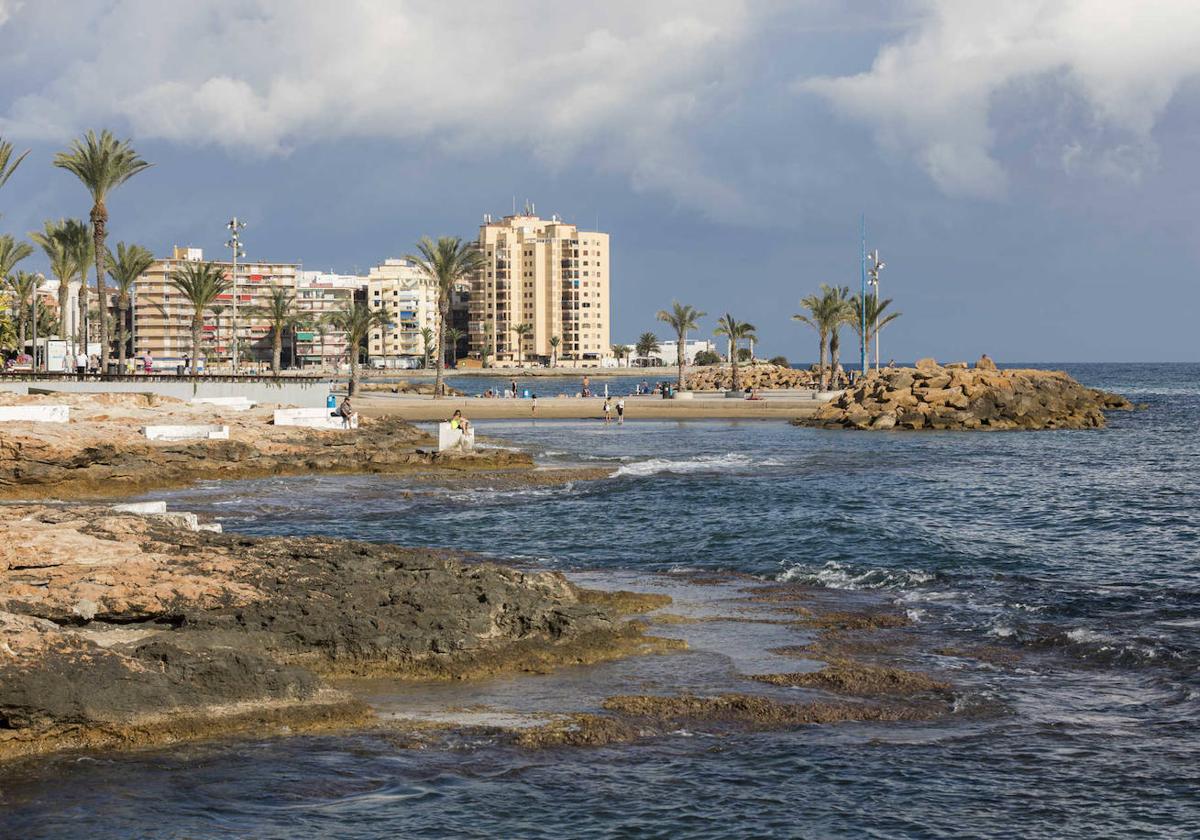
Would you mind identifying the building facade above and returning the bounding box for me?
[295,271,367,368]
[366,258,438,366]
[129,246,299,369]
[468,211,610,367]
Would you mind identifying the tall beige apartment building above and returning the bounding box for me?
[366,258,439,365]
[468,211,610,367]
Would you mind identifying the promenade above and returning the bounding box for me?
[358,393,824,421]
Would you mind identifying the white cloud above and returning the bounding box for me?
[0,0,766,215]
[797,0,1200,198]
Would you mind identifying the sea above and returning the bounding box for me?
[1,362,1197,839]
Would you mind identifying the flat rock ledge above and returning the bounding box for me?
[0,506,673,760]
[793,356,1134,431]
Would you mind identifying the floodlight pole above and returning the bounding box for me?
[860,214,867,378]
[226,218,246,374]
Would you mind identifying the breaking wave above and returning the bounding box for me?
[614,453,780,478]
[779,560,937,591]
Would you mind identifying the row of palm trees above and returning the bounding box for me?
[0,131,151,367]
[793,284,900,388]
[632,303,760,392]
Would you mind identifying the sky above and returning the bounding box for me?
[1,0,1198,362]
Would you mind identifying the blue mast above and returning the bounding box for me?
[860,214,867,377]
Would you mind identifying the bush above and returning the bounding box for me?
[693,350,721,366]
[769,355,789,367]
[736,348,753,362]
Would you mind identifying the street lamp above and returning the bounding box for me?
[225,217,246,374]
[31,273,43,372]
[866,249,886,372]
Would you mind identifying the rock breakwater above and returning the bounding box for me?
[685,363,817,391]
[795,357,1133,431]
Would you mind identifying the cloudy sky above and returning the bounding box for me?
[1,0,1197,361]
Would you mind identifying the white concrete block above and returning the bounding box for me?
[0,405,69,423]
[438,422,475,452]
[143,424,230,441]
[191,397,257,411]
[196,523,223,533]
[273,408,357,430]
[150,512,199,531]
[112,501,168,515]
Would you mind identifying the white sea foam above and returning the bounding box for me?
[779,561,935,591]
[614,453,763,478]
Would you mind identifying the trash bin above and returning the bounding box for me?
[326,394,337,410]
[106,361,119,376]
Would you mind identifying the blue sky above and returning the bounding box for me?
[1,1,1197,361]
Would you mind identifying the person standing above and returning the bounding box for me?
[75,350,88,377]
[582,375,591,398]
[531,394,538,418]
[510,379,517,398]
[616,396,625,425]
[603,396,612,425]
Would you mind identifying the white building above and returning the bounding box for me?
[618,338,716,367]
[366,258,438,366]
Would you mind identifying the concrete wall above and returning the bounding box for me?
[13,379,330,406]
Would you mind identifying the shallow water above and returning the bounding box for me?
[2,363,1198,838]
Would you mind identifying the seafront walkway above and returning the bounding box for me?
[358,393,826,421]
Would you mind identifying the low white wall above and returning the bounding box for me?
[274,408,357,430]
[0,405,69,423]
[438,422,475,452]
[191,397,257,410]
[18,379,328,406]
[143,424,230,441]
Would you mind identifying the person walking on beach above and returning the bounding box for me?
[531,394,538,417]
[616,396,625,425]
[603,396,612,425]
[510,379,517,398]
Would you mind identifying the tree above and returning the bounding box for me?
[480,323,494,368]
[29,221,82,351]
[0,137,29,202]
[106,242,154,371]
[0,235,32,349]
[328,300,392,396]
[444,326,465,367]
[635,331,660,359]
[549,335,561,367]
[847,293,902,373]
[792,284,852,389]
[420,326,435,368]
[693,349,721,366]
[209,304,226,365]
[248,284,300,374]
[54,130,152,369]
[511,322,533,365]
[610,343,628,366]
[167,261,230,375]
[405,236,486,398]
[714,313,757,393]
[656,302,705,391]
[313,312,332,370]
[4,271,39,353]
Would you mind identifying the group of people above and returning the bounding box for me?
[601,396,626,425]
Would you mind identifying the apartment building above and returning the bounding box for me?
[129,246,298,368]
[295,271,367,368]
[366,258,438,366]
[468,210,610,367]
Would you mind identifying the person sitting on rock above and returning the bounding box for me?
[449,409,471,434]
[336,396,356,428]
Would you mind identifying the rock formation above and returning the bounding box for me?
[684,363,818,391]
[0,505,669,759]
[795,357,1134,431]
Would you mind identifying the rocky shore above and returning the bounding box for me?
[685,363,817,391]
[795,356,1134,430]
[0,393,531,498]
[0,505,675,760]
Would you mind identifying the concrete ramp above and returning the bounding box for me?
[0,405,69,423]
[143,424,230,441]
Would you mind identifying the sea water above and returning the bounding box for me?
[1,363,1197,838]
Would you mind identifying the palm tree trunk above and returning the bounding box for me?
[191,318,201,376]
[92,204,109,369]
[77,281,87,357]
[118,296,128,371]
[830,330,841,389]
[818,329,828,390]
[272,329,282,374]
[58,283,70,344]
[676,328,686,391]
[435,298,448,397]
[731,343,740,392]
[16,315,26,357]
[349,341,360,397]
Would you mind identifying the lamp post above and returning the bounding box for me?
[866,249,885,372]
[225,218,246,374]
[31,273,43,372]
[859,214,868,378]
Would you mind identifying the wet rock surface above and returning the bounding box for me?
[794,356,1134,430]
[0,393,532,498]
[0,505,659,760]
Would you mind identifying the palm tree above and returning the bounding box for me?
[208,304,226,366]
[168,261,230,375]
[549,335,561,367]
[635,331,660,359]
[106,242,154,371]
[610,343,628,366]
[656,301,705,391]
[713,314,758,393]
[54,130,152,368]
[52,219,93,354]
[480,323,494,368]
[419,326,435,369]
[444,326,465,367]
[328,300,392,396]
[405,236,486,398]
[248,285,300,374]
[0,138,29,202]
[847,293,902,373]
[511,322,533,366]
[29,221,81,351]
[792,284,852,389]
[4,271,38,353]
[0,233,32,287]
